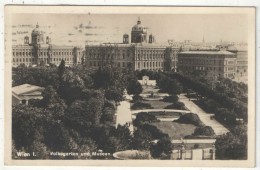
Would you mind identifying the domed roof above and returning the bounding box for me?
[132,19,146,32]
[31,23,42,35]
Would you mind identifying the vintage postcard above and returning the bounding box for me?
[4,6,255,167]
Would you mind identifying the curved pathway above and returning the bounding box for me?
[178,94,229,135]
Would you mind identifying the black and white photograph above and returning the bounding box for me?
[4,6,255,167]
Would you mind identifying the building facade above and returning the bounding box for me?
[84,19,179,71]
[12,24,83,67]
[178,50,237,79]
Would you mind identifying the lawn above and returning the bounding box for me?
[144,100,172,109]
[150,122,196,140]
[132,111,182,118]
[130,100,171,110]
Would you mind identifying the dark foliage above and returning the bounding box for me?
[174,113,205,127]
[150,137,173,159]
[162,95,179,103]
[192,126,216,137]
[132,95,143,102]
[133,112,159,127]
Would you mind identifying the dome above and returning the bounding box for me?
[31,24,42,35]
[132,19,146,32]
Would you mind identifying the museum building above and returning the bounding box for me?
[84,18,179,72]
[12,23,83,67]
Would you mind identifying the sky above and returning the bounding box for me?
[10,13,248,47]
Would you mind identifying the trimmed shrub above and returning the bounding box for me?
[192,126,215,137]
[132,95,143,102]
[162,95,179,103]
[174,113,204,127]
[133,112,159,127]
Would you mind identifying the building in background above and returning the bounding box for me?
[12,24,83,67]
[12,20,247,82]
[12,84,44,105]
[178,50,237,79]
[84,18,179,72]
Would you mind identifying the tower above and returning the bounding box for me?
[131,18,147,43]
[24,36,29,44]
[46,36,51,44]
[123,34,129,44]
[31,23,44,45]
[149,34,155,44]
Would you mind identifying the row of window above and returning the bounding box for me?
[88,54,130,60]
[13,51,74,57]
[180,66,223,72]
[137,61,163,68]
[13,57,74,63]
[179,59,223,65]
[89,61,130,68]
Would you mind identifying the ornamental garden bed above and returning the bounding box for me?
[149,122,196,140]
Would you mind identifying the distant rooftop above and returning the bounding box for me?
[86,42,171,48]
[12,84,44,95]
[179,50,236,55]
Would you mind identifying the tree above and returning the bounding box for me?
[58,70,86,105]
[100,106,115,124]
[41,86,67,118]
[86,90,105,124]
[150,137,172,159]
[113,125,133,151]
[105,87,124,103]
[165,79,183,95]
[215,124,247,160]
[58,59,66,81]
[127,79,143,96]
[64,100,93,133]
[132,128,153,150]
[12,105,45,149]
